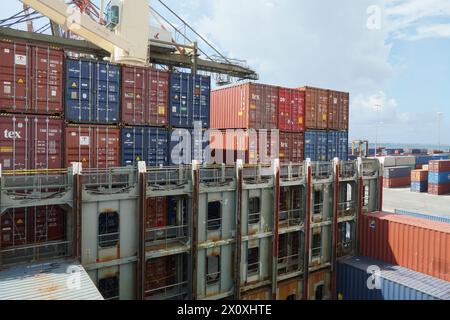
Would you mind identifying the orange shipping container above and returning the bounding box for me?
[211,83,278,130]
[299,87,328,130]
[359,212,450,282]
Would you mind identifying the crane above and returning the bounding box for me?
[20,0,151,66]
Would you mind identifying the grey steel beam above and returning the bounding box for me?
[234,160,243,299]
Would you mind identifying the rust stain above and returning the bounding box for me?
[39,284,61,293]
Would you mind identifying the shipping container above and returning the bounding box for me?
[277,278,302,300]
[337,256,450,300]
[278,87,305,132]
[211,82,278,130]
[300,87,328,130]
[307,269,332,300]
[0,114,63,170]
[279,131,304,163]
[428,183,450,195]
[121,66,169,126]
[145,256,176,294]
[383,166,411,179]
[428,171,450,184]
[0,41,64,115]
[411,169,428,182]
[66,59,120,124]
[432,154,450,160]
[359,212,450,281]
[305,130,328,161]
[146,197,168,229]
[0,206,66,249]
[394,209,450,224]
[411,181,428,193]
[170,72,210,128]
[241,287,271,300]
[208,129,279,165]
[65,125,120,169]
[383,176,411,188]
[328,90,349,131]
[429,160,450,172]
[121,127,168,167]
[169,128,210,165]
[415,155,432,166]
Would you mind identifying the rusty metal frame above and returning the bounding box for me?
[190,162,200,300]
[331,159,340,299]
[234,160,243,299]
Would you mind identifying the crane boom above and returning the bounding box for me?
[20,0,150,66]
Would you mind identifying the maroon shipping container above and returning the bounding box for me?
[209,129,279,164]
[0,41,63,115]
[211,83,278,130]
[145,256,176,293]
[411,169,428,182]
[0,206,66,249]
[328,90,350,130]
[146,197,168,229]
[121,66,169,126]
[383,176,411,188]
[0,114,63,170]
[278,88,305,132]
[359,212,450,282]
[339,92,349,131]
[279,132,304,163]
[65,125,120,169]
[428,183,450,195]
[299,87,328,130]
[429,160,450,172]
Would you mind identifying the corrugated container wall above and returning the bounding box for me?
[121,66,169,126]
[337,256,450,300]
[121,127,168,167]
[300,87,328,130]
[0,41,64,115]
[65,59,120,124]
[146,197,168,229]
[305,130,328,161]
[211,83,278,130]
[169,73,210,128]
[65,125,120,169]
[278,87,305,132]
[279,132,304,163]
[359,212,450,282]
[169,129,209,165]
[0,114,63,170]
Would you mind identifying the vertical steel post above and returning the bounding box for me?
[303,159,312,300]
[378,159,384,212]
[72,162,83,260]
[356,158,364,256]
[234,160,243,299]
[271,159,280,300]
[191,160,200,300]
[331,158,340,299]
[137,161,147,300]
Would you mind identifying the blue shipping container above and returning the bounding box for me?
[169,73,211,128]
[169,129,209,165]
[432,154,450,160]
[337,256,450,300]
[415,155,432,165]
[394,209,450,224]
[66,59,120,124]
[327,131,338,160]
[338,131,348,161]
[304,131,317,161]
[411,181,428,193]
[121,127,168,167]
[429,171,450,184]
[383,166,411,178]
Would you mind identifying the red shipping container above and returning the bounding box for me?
[359,212,450,282]
[146,197,168,229]
[429,160,450,172]
[328,90,350,131]
[0,41,63,115]
[0,206,66,249]
[383,176,411,188]
[411,169,428,182]
[339,92,349,131]
[211,83,278,130]
[0,114,63,170]
[121,66,169,126]
[145,256,176,293]
[278,87,305,132]
[299,86,328,130]
[65,125,120,169]
[428,183,450,195]
[279,131,304,163]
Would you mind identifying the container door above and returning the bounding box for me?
[95,62,120,124]
[0,115,30,170]
[121,127,145,167]
[170,73,191,128]
[191,75,210,128]
[31,117,63,170]
[148,69,169,126]
[66,59,94,123]
[94,126,120,169]
[121,66,146,125]
[65,126,93,168]
[0,41,31,113]
[146,128,168,167]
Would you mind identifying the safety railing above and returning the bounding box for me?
[338,201,357,217]
[340,161,357,179]
[82,167,137,193]
[362,159,379,177]
[247,262,260,277]
[312,162,333,180]
[337,240,354,257]
[280,163,305,181]
[145,281,189,300]
[242,164,273,184]
[206,271,222,287]
[278,253,304,276]
[147,166,191,188]
[0,240,70,266]
[199,165,235,185]
[145,225,189,246]
[98,232,120,248]
[279,209,305,228]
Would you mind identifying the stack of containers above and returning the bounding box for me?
[210,82,284,164]
[64,58,120,169]
[300,87,349,161]
[428,160,450,195]
[169,72,211,165]
[383,166,411,188]
[0,40,66,249]
[410,169,428,193]
[414,155,432,170]
[120,66,169,167]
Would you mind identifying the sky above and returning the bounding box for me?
[2,0,450,146]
